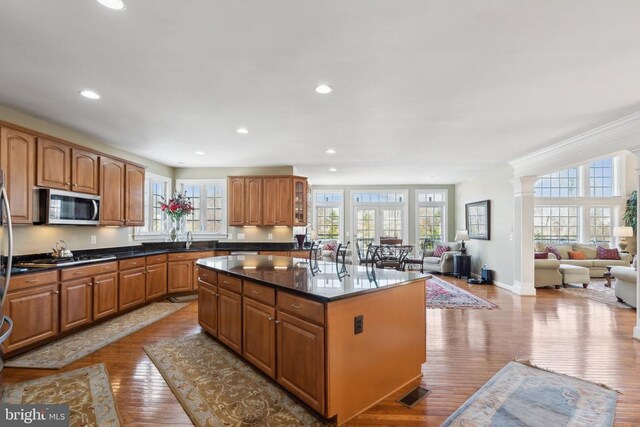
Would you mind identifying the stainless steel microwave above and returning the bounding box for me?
[34,189,101,225]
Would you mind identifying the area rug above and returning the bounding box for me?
[427,276,498,309]
[167,294,198,303]
[6,302,189,369]
[2,364,121,426]
[144,333,329,426]
[442,360,618,426]
[558,280,633,309]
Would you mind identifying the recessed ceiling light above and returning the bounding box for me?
[329,167,337,172]
[236,128,249,134]
[315,84,333,94]
[79,89,100,100]
[195,151,206,155]
[96,0,126,10]
[326,148,336,154]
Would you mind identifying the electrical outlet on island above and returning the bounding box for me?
[268,233,273,240]
[237,233,245,240]
[90,235,97,245]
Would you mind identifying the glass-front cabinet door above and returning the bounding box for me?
[293,177,307,226]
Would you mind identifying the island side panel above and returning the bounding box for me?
[325,279,426,424]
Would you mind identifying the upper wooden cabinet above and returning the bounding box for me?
[37,139,99,195]
[100,157,125,226]
[228,177,245,226]
[0,127,35,224]
[229,175,306,227]
[125,164,145,226]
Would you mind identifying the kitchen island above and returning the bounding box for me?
[196,255,429,425]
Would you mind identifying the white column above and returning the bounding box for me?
[512,176,538,296]
[629,150,640,340]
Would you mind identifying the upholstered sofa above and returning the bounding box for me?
[319,240,353,264]
[611,266,637,308]
[534,242,632,278]
[420,241,462,274]
[534,254,562,288]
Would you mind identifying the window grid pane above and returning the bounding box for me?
[205,184,224,233]
[418,206,443,244]
[589,207,612,242]
[534,168,578,197]
[589,158,614,197]
[381,209,402,238]
[182,185,201,232]
[356,209,376,246]
[316,207,340,240]
[533,206,578,242]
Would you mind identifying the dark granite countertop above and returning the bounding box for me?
[196,255,429,302]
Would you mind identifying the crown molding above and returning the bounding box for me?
[509,111,640,177]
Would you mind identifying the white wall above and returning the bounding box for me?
[455,166,514,287]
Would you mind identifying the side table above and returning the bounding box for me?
[453,254,472,279]
[603,266,615,288]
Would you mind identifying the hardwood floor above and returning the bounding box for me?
[4,276,640,425]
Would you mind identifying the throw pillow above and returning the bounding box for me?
[596,246,621,260]
[568,250,586,260]
[324,240,337,253]
[545,246,562,260]
[534,252,549,259]
[432,245,451,257]
[572,243,598,260]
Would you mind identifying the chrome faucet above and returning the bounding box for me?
[186,231,193,249]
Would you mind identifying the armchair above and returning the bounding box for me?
[420,241,462,274]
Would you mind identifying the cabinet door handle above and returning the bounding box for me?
[268,316,274,321]
[275,320,280,325]
[73,272,83,275]
[223,280,231,284]
[251,290,260,294]
[52,291,59,294]
[88,283,93,287]
[291,304,303,309]
[95,281,100,285]
[102,267,111,270]
[215,293,219,297]
[65,182,71,185]
[73,183,78,187]
[26,279,39,283]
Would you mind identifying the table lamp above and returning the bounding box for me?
[613,226,634,252]
[454,229,470,255]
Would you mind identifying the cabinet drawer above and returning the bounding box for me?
[260,251,288,256]
[243,281,275,306]
[289,250,310,258]
[146,254,167,265]
[191,251,214,260]
[61,261,118,281]
[10,270,58,292]
[168,252,191,261]
[198,268,217,285]
[119,257,146,270]
[277,291,325,326]
[218,273,242,294]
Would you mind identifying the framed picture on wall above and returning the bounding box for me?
[466,200,491,240]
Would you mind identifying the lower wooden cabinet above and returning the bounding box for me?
[93,272,119,320]
[168,260,192,292]
[198,280,218,336]
[277,310,325,414]
[217,288,242,354]
[60,279,93,332]
[146,262,167,299]
[243,297,276,379]
[3,283,59,353]
[119,267,146,311]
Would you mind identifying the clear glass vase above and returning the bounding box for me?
[166,216,187,242]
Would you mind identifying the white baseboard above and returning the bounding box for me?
[492,280,513,291]
[513,280,537,296]
[634,326,640,341]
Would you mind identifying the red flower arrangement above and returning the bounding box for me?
[158,192,194,220]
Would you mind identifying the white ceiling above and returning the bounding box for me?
[2,1,640,185]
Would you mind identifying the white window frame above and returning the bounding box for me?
[312,190,344,242]
[415,189,448,249]
[350,190,409,244]
[175,178,228,238]
[534,155,625,245]
[134,172,172,240]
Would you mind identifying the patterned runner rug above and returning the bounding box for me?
[558,280,633,309]
[427,276,498,309]
[2,364,121,426]
[6,302,189,369]
[442,360,617,426]
[144,333,330,426]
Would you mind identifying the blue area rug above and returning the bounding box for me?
[442,361,617,426]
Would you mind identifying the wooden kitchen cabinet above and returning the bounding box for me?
[168,260,193,292]
[218,287,243,354]
[277,310,325,414]
[263,177,292,226]
[93,272,118,320]
[146,261,167,300]
[293,176,307,226]
[36,138,70,191]
[245,177,262,225]
[3,283,59,353]
[243,297,276,379]
[100,156,125,225]
[119,264,146,311]
[125,163,145,226]
[228,177,245,226]
[71,148,99,194]
[198,280,218,336]
[1,127,35,223]
[60,278,93,332]
[37,139,100,195]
